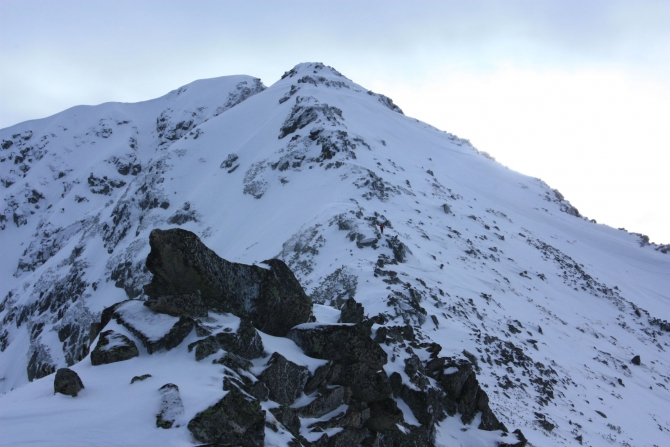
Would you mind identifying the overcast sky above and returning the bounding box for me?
[1,0,669,243]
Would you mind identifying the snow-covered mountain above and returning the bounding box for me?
[0,62,668,447]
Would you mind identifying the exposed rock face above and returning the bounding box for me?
[339,297,364,324]
[287,322,387,369]
[296,385,349,418]
[258,352,309,406]
[90,330,139,365]
[425,357,507,431]
[188,318,264,361]
[143,228,312,336]
[144,291,207,318]
[53,368,84,397]
[187,386,265,447]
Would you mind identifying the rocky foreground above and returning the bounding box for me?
[54,228,526,446]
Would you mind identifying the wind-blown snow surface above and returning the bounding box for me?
[1,63,668,446]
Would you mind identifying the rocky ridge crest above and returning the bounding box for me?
[85,228,526,446]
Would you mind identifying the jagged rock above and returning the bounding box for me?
[365,398,403,432]
[143,228,312,336]
[339,297,364,324]
[258,352,309,406]
[130,374,152,384]
[188,318,264,361]
[334,362,393,402]
[287,323,387,370]
[53,368,84,397]
[188,386,265,447]
[305,361,335,395]
[156,383,184,429]
[213,352,254,373]
[297,386,350,418]
[631,355,641,365]
[144,291,207,318]
[397,382,445,427]
[270,406,301,434]
[90,330,139,365]
[426,357,506,430]
[387,236,410,263]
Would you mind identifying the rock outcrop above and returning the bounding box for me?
[81,229,526,447]
[143,228,312,336]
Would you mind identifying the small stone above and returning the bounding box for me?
[130,374,152,384]
[631,355,641,365]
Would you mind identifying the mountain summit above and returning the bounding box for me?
[0,62,668,446]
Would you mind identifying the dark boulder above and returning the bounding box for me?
[297,385,350,418]
[188,386,265,447]
[143,228,312,336]
[365,398,403,432]
[631,355,641,365]
[287,323,387,370]
[188,318,264,361]
[258,352,309,406]
[54,368,84,397]
[333,362,393,402]
[90,330,139,365]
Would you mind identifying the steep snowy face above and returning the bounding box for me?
[0,62,669,447]
[0,75,265,390]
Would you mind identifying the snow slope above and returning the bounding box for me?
[1,62,668,446]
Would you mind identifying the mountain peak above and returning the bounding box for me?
[280,62,347,81]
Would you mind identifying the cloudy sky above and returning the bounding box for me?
[1,0,669,243]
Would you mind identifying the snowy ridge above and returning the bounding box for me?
[1,62,669,447]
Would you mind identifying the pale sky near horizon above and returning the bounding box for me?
[1,0,669,243]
